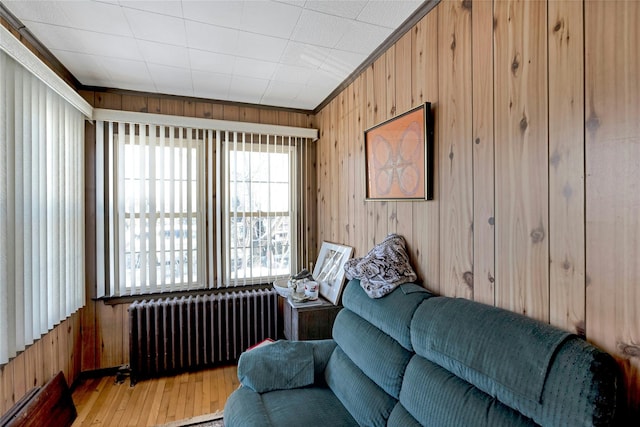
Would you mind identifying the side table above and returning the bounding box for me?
[280,297,342,341]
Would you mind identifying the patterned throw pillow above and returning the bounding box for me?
[344,234,418,298]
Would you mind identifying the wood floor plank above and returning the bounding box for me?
[71,365,235,426]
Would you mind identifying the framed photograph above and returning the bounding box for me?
[313,242,354,305]
[364,102,434,200]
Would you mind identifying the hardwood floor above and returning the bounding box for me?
[71,365,238,426]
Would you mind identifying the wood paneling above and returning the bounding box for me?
[315,0,640,411]
[471,0,495,306]
[0,312,82,417]
[395,32,414,242]
[548,0,585,335]
[494,0,549,321]
[438,0,473,299]
[585,0,640,415]
[410,9,439,291]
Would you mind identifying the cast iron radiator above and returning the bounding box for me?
[128,288,278,383]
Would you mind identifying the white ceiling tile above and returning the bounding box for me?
[290,9,352,49]
[123,7,187,46]
[118,1,184,18]
[356,1,423,29]
[229,76,269,104]
[182,1,243,29]
[233,57,277,80]
[241,1,302,39]
[295,84,331,108]
[23,22,142,60]
[192,70,232,101]
[263,80,304,102]
[189,49,235,75]
[137,40,190,67]
[280,41,330,69]
[3,1,70,28]
[335,21,390,54]
[96,56,156,92]
[20,21,86,52]
[60,1,132,37]
[236,32,288,62]
[185,20,239,56]
[304,1,367,19]
[271,64,311,85]
[50,49,110,85]
[147,64,194,97]
[321,49,366,78]
[305,68,342,91]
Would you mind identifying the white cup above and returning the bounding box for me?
[304,281,319,300]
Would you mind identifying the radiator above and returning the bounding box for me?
[128,288,278,383]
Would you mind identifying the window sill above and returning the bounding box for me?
[94,283,271,305]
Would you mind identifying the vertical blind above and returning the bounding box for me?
[0,49,85,365]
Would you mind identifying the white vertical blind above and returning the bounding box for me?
[0,49,85,365]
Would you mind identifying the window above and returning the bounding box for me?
[0,37,89,365]
[222,134,295,286]
[100,123,207,296]
[96,111,316,297]
[118,125,204,292]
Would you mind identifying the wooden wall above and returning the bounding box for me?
[315,0,640,413]
[0,312,82,416]
[79,90,316,372]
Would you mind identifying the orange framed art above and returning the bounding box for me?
[364,102,434,201]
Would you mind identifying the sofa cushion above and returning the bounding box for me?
[261,387,358,427]
[324,346,397,427]
[238,340,315,393]
[333,308,412,398]
[411,297,622,426]
[387,403,422,427]
[224,386,273,427]
[341,279,433,351]
[399,356,537,427]
[411,296,571,402]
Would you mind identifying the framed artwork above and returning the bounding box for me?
[364,102,434,200]
[313,242,354,305]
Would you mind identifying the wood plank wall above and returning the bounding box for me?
[0,312,82,416]
[78,90,316,372]
[315,0,640,413]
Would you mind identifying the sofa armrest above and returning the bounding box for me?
[238,340,336,393]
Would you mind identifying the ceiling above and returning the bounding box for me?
[2,0,425,111]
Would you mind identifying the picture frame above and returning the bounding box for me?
[364,102,434,201]
[313,241,354,305]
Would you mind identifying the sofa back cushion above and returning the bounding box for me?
[324,347,397,427]
[410,296,622,426]
[332,309,412,398]
[341,280,434,351]
[394,356,537,427]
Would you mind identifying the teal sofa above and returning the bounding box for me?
[224,279,622,426]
